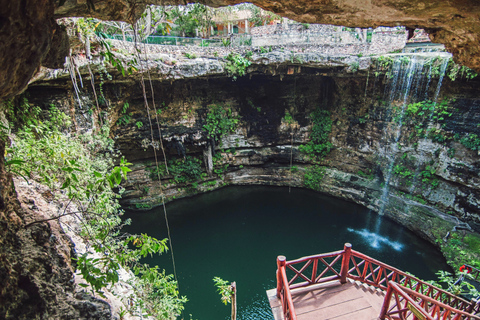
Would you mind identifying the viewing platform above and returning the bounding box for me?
[267,243,480,320]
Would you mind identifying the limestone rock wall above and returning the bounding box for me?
[24,68,480,243]
[0,127,112,319]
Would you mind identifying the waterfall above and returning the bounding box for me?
[379,56,420,215]
[376,52,452,217]
[433,57,450,102]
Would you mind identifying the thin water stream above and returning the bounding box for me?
[124,186,450,320]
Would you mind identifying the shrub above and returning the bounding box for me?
[304,165,326,191]
[203,104,240,141]
[299,109,333,160]
[224,53,251,80]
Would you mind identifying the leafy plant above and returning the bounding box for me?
[147,156,202,184]
[203,104,240,141]
[213,277,234,305]
[224,53,251,80]
[350,61,359,72]
[282,111,295,124]
[299,109,333,160]
[7,108,185,318]
[184,52,197,59]
[436,270,479,298]
[222,38,231,47]
[304,165,326,191]
[117,102,132,126]
[459,133,480,151]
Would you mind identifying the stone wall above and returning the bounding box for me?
[244,24,407,54]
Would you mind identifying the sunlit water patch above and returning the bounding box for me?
[347,227,404,251]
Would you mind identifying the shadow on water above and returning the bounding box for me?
[123,186,450,320]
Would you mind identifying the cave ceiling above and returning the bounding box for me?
[1,0,480,100]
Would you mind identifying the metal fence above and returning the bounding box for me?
[102,34,224,47]
[102,28,405,48]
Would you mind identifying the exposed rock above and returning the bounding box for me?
[24,63,480,239]
[3,0,480,101]
[0,170,114,319]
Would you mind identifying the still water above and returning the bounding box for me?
[124,186,450,320]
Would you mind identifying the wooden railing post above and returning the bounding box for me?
[277,255,286,298]
[340,243,352,284]
[379,283,394,319]
[231,282,237,320]
[467,298,476,314]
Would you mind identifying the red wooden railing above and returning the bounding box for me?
[275,243,480,320]
[276,256,297,320]
[380,281,480,320]
[462,264,480,282]
[347,249,476,312]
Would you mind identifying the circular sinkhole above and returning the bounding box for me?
[124,185,450,320]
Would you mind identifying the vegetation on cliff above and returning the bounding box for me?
[5,101,186,319]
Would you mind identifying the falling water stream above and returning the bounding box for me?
[377,53,452,217]
[124,186,450,320]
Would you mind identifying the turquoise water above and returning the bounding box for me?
[124,186,450,320]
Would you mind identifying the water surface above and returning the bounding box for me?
[124,186,450,320]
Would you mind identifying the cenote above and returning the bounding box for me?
[124,185,450,320]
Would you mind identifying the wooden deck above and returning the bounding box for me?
[267,279,386,320]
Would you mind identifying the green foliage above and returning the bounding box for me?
[5,96,42,128]
[148,156,202,184]
[213,277,233,305]
[170,3,215,38]
[247,4,281,27]
[224,53,251,80]
[350,61,359,72]
[184,52,197,59]
[403,99,452,143]
[464,233,480,253]
[131,265,187,318]
[420,165,439,189]
[304,165,326,191]
[393,164,413,179]
[447,148,456,158]
[117,102,132,126]
[135,121,144,129]
[376,56,394,71]
[440,232,480,271]
[203,104,240,141]
[222,38,231,47]
[437,270,479,298]
[299,109,333,160]
[282,111,294,124]
[357,169,375,180]
[135,203,152,210]
[459,133,480,151]
[7,108,185,318]
[446,58,478,81]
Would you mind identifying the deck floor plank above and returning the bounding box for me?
[268,280,385,320]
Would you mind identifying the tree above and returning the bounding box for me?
[170,4,215,38]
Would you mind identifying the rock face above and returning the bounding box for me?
[2,0,480,101]
[0,151,112,318]
[24,55,480,243]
